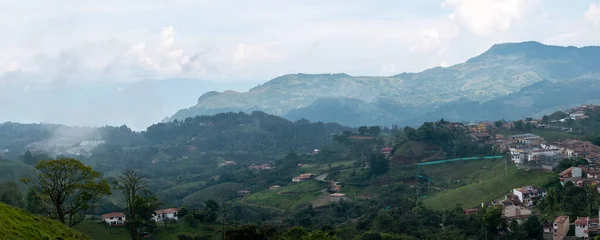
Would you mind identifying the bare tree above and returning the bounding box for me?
[114,169,161,240]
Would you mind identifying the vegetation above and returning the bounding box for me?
[0,180,24,207]
[0,202,89,240]
[423,165,555,210]
[114,169,162,240]
[22,158,110,227]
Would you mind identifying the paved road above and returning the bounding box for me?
[315,173,328,182]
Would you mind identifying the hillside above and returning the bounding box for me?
[167,41,600,126]
[0,203,89,240]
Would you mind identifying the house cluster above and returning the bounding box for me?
[292,173,315,183]
[546,215,600,240]
[505,132,600,168]
[102,208,181,227]
[469,185,547,222]
[559,166,600,192]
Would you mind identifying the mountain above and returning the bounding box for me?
[167,41,600,126]
[0,203,89,240]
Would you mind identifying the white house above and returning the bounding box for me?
[575,217,589,239]
[102,212,126,226]
[153,208,180,222]
[512,186,547,206]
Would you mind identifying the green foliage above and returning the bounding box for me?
[0,180,24,207]
[423,165,554,210]
[0,202,89,239]
[369,154,389,176]
[24,158,110,227]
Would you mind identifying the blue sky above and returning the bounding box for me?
[2,0,600,84]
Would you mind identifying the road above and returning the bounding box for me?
[315,173,328,182]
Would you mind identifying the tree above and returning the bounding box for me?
[368,126,381,137]
[22,158,110,227]
[523,216,543,240]
[114,169,162,240]
[0,180,24,207]
[201,200,219,223]
[369,154,390,176]
[358,126,368,136]
[514,120,525,131]
[541,115,550,124]
[494,121,503,128]
[23,151,35,165]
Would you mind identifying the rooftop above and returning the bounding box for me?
[555,216,569,224]
[155,208,180,214]
[330,193,346,197]
[102,212,125,219]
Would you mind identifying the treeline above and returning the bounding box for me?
[402,120,496,159]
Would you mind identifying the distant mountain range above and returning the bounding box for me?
[166,41,600,126]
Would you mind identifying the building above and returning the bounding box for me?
[312,149,320,155]
[553,216,570,240]
[381,147,393,155]
[269,185,281,190]
[292,173,315,183]
[575,217,589,239]
[248,164,273,170]
[510,133,544,146]
[153,208,180,222]
[329,193,346,202]
[503,203,532,221]
[102,212,126,226]
[512,186,547,206]
[237,190,251,198]
[559,167,583,185]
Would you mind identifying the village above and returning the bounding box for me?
[460,104,600,240]
[95,104,600,240]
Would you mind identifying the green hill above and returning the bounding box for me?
[0,202,89,240]
[182,182,243,207]
[422,165,555,210]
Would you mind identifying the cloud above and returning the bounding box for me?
[585,3,600,26]
[441,0,530,36]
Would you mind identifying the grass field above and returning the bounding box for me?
[74,221,222,240]
[182,182,243,207]
[422,165,555,210]
[300,160,355,173]
[278,180,327,194]
[0,203,89,240]
[245,190,323,210]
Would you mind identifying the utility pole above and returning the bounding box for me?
[222,200,228,240]
[416,164,420,200]
[505,155,508,176]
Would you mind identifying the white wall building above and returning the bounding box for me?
[102,212,126,226]
[575,217,589,239]
[513,186,547,206]
[153,208,180,222]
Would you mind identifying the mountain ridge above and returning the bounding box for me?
[167,41,600,126]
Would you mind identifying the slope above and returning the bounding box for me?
[167,42,600,126]
[0,202,89,240]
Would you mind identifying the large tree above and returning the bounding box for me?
[114,169,162,240]
[23,158,110,227]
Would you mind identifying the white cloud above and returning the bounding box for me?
[441,0,530,36]
[585,3,600,26]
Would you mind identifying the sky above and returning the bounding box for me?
[1,0,600,129]
[2,0,600,84]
